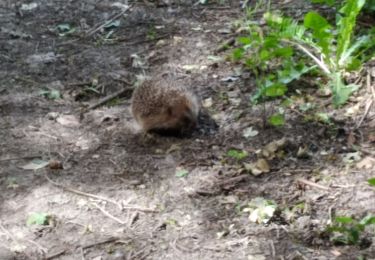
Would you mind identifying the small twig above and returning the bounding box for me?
[130,211,139,227]
[82,237,118,250]
[270,240,276,258]
[92,203,126,225]
[0,155,41,162]
[297,178,330,191]
[44,174,122,209]
[122,204,159,213]
[369,73,375,100]
[45,249,66,260]
[26,239,47,254]
[126,33,171,46]
[67,81,92,88]
[84,86,133,112]
[356,74,374,129]
[356,98,373,129]
[0,223,47,255]
[86,8,130,37]
[215,38,235,53]
[218,174,250,186]
[0,222,18,242]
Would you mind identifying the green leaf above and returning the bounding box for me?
[243,197,277,224]
[27,212,49,226]
[227,149,248,160]
[40,89,61,100]
[103,20,121,29]
[304,11,330,31]
[56,24,76,36]
[260,49,271,61]
[56,24,71,32]
[264,83,287,97]
[232,48,245,60]
[337,0,366,63]
[263,36,279,48]
[359,215,375,225]
[268,113,285,126]
[348,228,360,244]
[335,216,354,224]
[278,63,315,84]
[304,11,333,56]
[175,168,189,178]
[237,36,252,45]
[311,0,336,6]
[368,178,375,186]
[315,112,331,124]
[273,47,293,57]
[338,35,373,68]
[330,73,359,107]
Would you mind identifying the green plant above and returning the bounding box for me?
[232,0,374,112]
[226,149,248,160]
[39,88,61,100]
[326,215,375,245]
[368,178,375,186]
[27,212,51,226]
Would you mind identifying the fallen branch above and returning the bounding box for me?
[86,8,130,37]
[44,174,122,209]
[218,174,250,186]
[0,155,41,162]
[85,86,134,111]
[92,203,126,225]
[297,178,330,191]
[121,204,159,213]
[82,237,118,250]
[45,249,67,260]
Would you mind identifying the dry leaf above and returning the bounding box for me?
[56,115,80,127]
[244,159,270,176]
[356,157,374,169]
[262,138,287,159]
[202,97,213,108]
[20,159,49,170]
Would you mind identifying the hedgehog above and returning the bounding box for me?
[131,78,200,136]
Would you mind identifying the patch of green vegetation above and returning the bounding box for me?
[39,89,61,100]
[229,0,374,124]
[26,212,51,226]
[226,149,248,160]
[326,215,375,246]
[368,178,375,186]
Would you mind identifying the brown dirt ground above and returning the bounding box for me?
[1,1,375,259]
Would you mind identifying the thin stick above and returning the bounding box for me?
[0,155,41,162]
[82,237,118,249]
[297,178,330,191]
[122,205,159,213]
[45,249,66,260]
[85,87,133,112]
[86,8,130,37]
[219,174,249,186]
[26,239,47,254]
[356,99,373,129]
[92,203,126,225]
[356,74,374,129]
[0,222,18,242]
[44,174,122,209]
